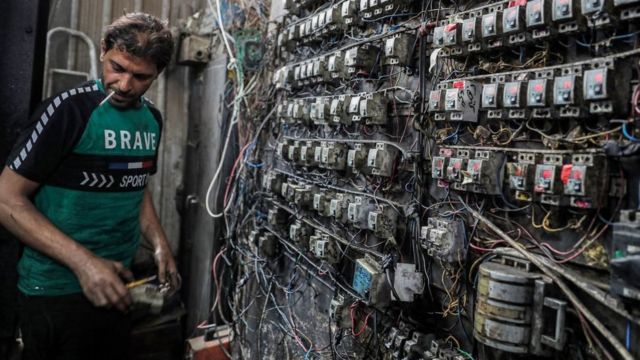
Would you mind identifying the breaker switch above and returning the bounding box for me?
[584,68,609,100]
[553,75,581,105]
[482,12,502,38]
[526,0,549,27]
[429,90,446,112]
[527,79,550,107]
[534,164,559,194]
[482,83,501,109]
[462,17,480,43]
[504,81,526,108]
[432,156,447,179]
[446,158,467,182]
[503,5,525,34]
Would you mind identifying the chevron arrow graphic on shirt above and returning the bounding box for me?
[107,175,114,188]
[80,172,90,185]
[98,174,107,188]
[89,173,99,187]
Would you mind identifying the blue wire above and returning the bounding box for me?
[622,123,640,142]
[304,348,313,360]
[626,321,631,350]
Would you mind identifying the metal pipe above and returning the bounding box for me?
[43,27,98,99]
[102,0,112,33]
[67,0,79,70]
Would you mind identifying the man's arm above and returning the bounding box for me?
[139,188,178,289]
[0,166,132,311]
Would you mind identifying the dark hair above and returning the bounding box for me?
[103,13,174,72]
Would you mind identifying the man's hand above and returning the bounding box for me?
[154,242,179,291]
[75,255,133,312]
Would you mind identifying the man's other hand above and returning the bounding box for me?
[154,243,179,291]
[76,255,133,312]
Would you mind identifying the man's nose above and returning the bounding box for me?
[117,74,133,93]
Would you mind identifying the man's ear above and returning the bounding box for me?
[99,39,106,62]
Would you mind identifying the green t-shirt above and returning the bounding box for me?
[6,79,162,296]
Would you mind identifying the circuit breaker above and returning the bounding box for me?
[462,17,480,43]
[367,205,398,238]
[443,23,461,47]
[527,79,551,107]
[431,156,447,179]
[526,0,551,28]
[503,5,525,35]
[347,196,369,228]
[563,154,608,209]
[320,142,347,170]
[433,26,445,47]
[384,33,415,66]
[420,218,466,263]
[507,153,537,202]
[481,12,502,39]
[344,44,378,74]
[309,231,340,263]
[313,191,334,217]
[445,157,467,183]
[534,164,561,195]
[289,220,311,249]
[553,74,581,106]
[504,81,527,108]
[428,89,446,112]
[444,81,481,122]
[347,143,367,172]
[465,150,505,195]
[366,143,397,177]
[481,83,501,109]
[359,93,387,125]
[330,95,351,125]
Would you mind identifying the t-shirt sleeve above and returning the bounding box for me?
[6,96,87,183]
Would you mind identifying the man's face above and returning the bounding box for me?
[100,43,158,108]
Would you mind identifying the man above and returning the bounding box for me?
[0,13,177,360]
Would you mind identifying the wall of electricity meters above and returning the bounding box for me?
[242,0,640,359]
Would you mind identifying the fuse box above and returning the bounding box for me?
[444,81,481,122]
[481,12,502,39]
[420,218,466,263]
[446,157,467,183]
[367,205,398,238]
[327,51,345,79]
[268,207,287,226]
[359,93,388,125]
[347,197,370,228]
[347,144,367,173]
[481,83,502,109]
[289,220,311,249]
[330,95,351,125]
[300,141,319,166]
[344,44,379,74]
[384,33,415,67]
[367,143,398,177]
[503,81,527,108]
[465,150,505,195]
[462,17,480,43]
[428,89,446,112]
[443,23,461,47]
[433,26,445,47]
[309,231,340,263]
[431,156,448,179]
[320,142,347,170]
[503,5,525,34]
[563,154,608,209]
[507,153,537,202]
[313,191,334,217]
[526,0,551,28]
[329,193,353,220]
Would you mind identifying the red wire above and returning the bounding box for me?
[223,142,252,207]
[350,303,374,337]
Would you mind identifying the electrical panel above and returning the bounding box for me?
[224,1,640,359]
